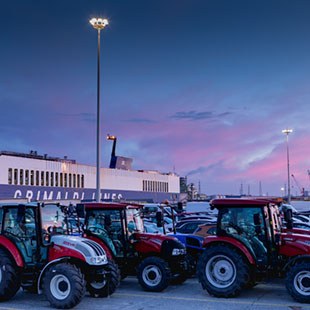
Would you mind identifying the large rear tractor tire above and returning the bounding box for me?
[137,257,171,292]
[197,245,250,298]
[0,249,20,301]
[286,262,310,303]
[42,263,86,309]
[87,259,120,297]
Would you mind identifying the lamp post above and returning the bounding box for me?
[89,17,109,202]
[282,128,293,203]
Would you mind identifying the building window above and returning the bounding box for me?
[69,173,72,187]
[46,172,49,186]
[64,173,67,187]
[14,169,18,185]
[8,168,12,185]
[41,171,44,186]
[55,172,58,186]
[81,175,84,188]
[73,174,76,188]
[20,169,24,185]
[36,171,39,186]
[60,173,63,187]
[25,170,29,185]
[77,174,80,188]
[30,170,34,186]
[50,172,54,187]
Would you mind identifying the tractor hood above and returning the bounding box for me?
[280,232,310,256]
[132,233,186,257]
[50,235,108,266]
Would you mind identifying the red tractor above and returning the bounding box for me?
[76,202,188,292]
[197,198,310,303]
[0,202,118,309]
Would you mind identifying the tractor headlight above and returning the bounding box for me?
[172,248,186,256]
[90,255,108,265]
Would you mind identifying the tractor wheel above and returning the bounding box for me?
[286,262,310,303]
[42,263,86,309]
[197,245,250,297]
[0,249,20,301]
[137,257,171,292]
[87,259,120,297]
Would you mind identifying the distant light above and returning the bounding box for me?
[282,128,293,134]
[89,18,109,30]
[107,134,116,141]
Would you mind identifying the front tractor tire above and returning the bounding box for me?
[197,245,250,298]
[286,262,310,303]
[137,257,171,292]
[42,263,86,309]
[0,249,20,301]
[87,259,120,297]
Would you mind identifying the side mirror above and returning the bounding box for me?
[253,213,262,234]
[253,213,262,226]
[176,202,183,213]
[284,209,293,229]
[76,204,85,218]
[156,211,163,227]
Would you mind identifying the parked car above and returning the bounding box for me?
[193,223,217,237]
[175,220,216,234]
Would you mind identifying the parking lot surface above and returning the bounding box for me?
[0,276,309,310]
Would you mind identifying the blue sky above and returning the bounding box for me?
[1,0,310,196]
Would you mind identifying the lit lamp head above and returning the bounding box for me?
[89,18,109,30]
[107,134,116,141]
[282,128,293,134]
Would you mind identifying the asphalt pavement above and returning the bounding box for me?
[0,276,309,310]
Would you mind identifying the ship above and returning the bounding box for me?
[0,147,180,203]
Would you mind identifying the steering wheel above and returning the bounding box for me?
[88,226,108,236]
[5,227,25,239]
[227,222,243,235]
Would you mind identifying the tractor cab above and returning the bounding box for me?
[79,202,145,258]
[1,203,46,266]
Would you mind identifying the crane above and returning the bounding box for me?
[291,174,304,196]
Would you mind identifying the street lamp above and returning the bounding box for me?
[89,17,109,202]
[282,128,293,203]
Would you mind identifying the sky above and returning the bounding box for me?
[1,0,310,197]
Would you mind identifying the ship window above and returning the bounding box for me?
[8,168,13,185]
[41,171,44,186]
[64,173,67,187]
[50,172,54,187]
[77,174,80,188]
[30,170,34,186]
[73,174,76,188]
[36,170,39,186]
[60,173,63,187]
[46,171,49,186]
[55,172,59,187]
[25,170,29,185]
[69,173,72,187]
[14,169,18,185]
[20,169,24,185]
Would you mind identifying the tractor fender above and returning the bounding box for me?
[37,257,70,294]
[283,254,310,272]
[0,236,24,267]
[202,236,256,265]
